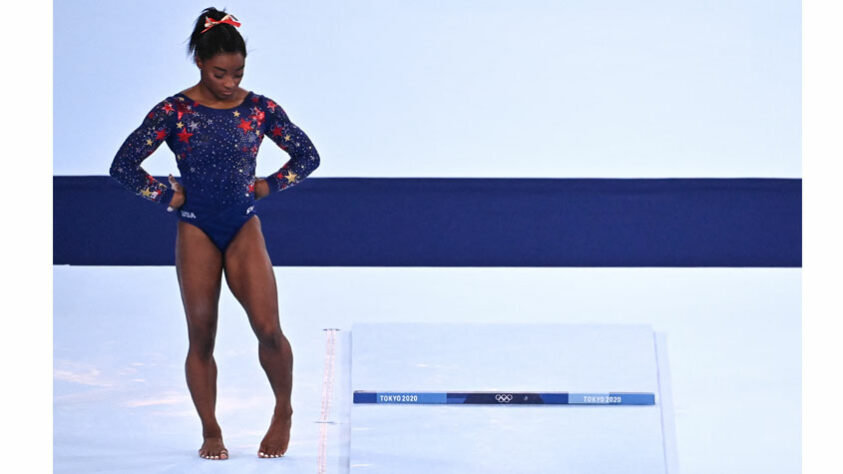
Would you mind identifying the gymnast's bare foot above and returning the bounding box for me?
[198,434,229,460]
[258,408,292,458]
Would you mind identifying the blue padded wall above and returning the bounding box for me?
[53,177,801,267]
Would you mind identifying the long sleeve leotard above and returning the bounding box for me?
[109,91,320,251]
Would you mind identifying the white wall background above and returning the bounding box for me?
[54,0,800,178]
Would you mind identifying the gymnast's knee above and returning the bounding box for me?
[254,324,283,350]
[186,329,217,359]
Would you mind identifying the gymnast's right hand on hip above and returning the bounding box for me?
[167,174,186,211]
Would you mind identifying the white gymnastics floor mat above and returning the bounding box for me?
[349,323,677,474]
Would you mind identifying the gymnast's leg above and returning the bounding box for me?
[223,216,293,458]
[175,221,228,460]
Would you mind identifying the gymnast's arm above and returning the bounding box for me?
[109,99,182,208]
[256,97,320,199]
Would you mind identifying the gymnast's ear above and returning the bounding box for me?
[194,56,203,70]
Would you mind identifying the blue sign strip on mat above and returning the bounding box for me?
[353,391,655,405]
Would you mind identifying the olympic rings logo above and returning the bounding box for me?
[495,393,513,403]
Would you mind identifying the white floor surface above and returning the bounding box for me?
[54,266,800,473]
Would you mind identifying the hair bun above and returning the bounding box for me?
[187,7,247,61]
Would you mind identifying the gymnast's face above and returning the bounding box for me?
[196,52,245,101]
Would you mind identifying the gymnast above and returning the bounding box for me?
[109,7,320,460]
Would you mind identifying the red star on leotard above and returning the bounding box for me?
[176,102,194,120]
[155,129,167,140]
[237,118,253,134]
[177,128,193,143]
[252,95,260,104]
[250,108,265,127]
[271,125,284,137]
[161,102,174,114]
[266,100,277,112]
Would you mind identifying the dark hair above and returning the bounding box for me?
[187,7,247,61]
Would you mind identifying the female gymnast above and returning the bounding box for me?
[109,7,320,460]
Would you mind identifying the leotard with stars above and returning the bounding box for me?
[109,91,320,251]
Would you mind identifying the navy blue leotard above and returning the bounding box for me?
[110,91,320,252]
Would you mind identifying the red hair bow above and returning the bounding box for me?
[200,14,241,34]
